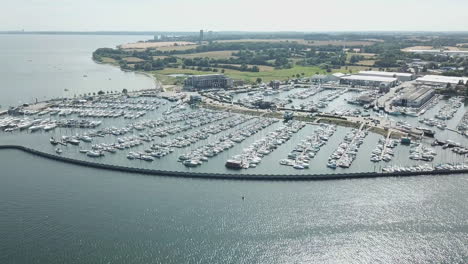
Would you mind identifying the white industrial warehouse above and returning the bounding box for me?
[416,75,468,87]
[356,71,415,82]
[339,75,398,88]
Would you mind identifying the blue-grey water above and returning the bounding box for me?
[0,35,468,263]
[0,34,155,109]
[0,149,467,263]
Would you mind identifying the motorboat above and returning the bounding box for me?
[86,151,102,157]
[50,137,59,145]
[43,123,57,131]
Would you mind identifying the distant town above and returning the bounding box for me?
[92,31,468,91]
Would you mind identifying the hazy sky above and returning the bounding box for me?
[2,0,468,32]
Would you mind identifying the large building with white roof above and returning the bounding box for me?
[356,71,415,82]
[392,87,435,108]
[416,75,468,87]
[404,49,468,57]
[184,74,233,90]
[310,72,344,83]
[339,75,397,89]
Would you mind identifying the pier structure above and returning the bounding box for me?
[0,144,467,181]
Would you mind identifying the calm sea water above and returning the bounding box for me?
[0,149,467,263]
[0,35,467,263]
[0,34,155,109]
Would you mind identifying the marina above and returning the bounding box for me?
[1,84,468,176]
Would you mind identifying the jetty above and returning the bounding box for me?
[1,144,467,181]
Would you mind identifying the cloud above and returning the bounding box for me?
[0,0,467,31]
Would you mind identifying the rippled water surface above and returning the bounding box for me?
[0,150,467,263]
[0,34,155,109]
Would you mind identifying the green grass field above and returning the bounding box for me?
[122,57,145,63]
[175,50,237,59]
[356,60,376,66]
[101,54,379,86]
[100,57,118,65]
[152,65,337,84]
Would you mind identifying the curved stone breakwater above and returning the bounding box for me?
[0,144,467,181]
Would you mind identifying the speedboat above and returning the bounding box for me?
[18,122,33,130]
[29,125,43,132]
[50,137,59,145]
[44,123,57,131]
[293,164,304,170]
[327,161,337,169]
[86,151,102,157]
[183,159,199,167]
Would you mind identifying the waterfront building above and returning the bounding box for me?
[356,71,414,82]
[184,74,233,90]
[416,75,468,88]
[339,75,397,89]
[392,87,435,108]
[310,74,327,83]
[270,80,281,89]
[310,73,343,83]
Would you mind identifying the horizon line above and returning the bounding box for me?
[2,30,468,34]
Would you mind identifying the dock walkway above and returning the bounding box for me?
[380,130,392,159]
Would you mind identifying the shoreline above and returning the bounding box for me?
[1,59,159,112]
[94,58,161,91]
[0,144,466,181]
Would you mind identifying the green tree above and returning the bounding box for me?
[350,55,364,64]
[122,88,128,94]
[143,62,152,71]
[97,90,105,95]
[256,77,262,84]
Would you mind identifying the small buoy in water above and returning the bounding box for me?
[242,196,244,200]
